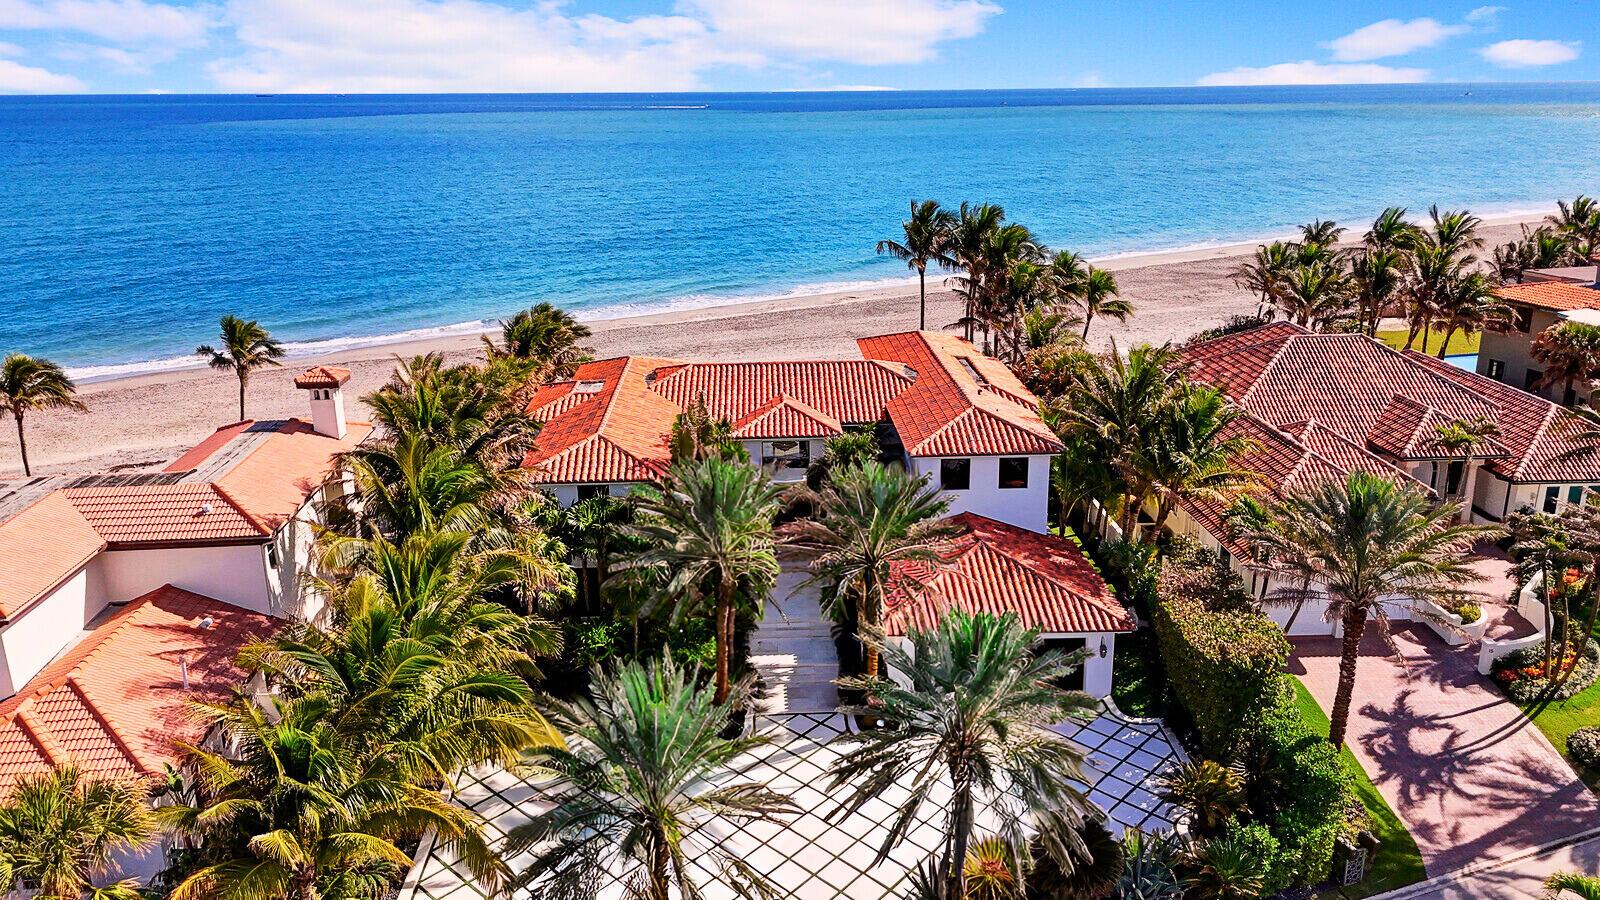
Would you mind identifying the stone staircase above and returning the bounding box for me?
[749,567,841,714]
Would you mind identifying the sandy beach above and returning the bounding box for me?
[0,215,1547,478]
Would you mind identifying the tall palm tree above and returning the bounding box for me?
[1532,320,1600,405]
[1277,260,1352,330]
[626,457,782,704]
[1547,196,1600,262]
[1434,272,1509,357]
[1434,415,1501,518]
[0,352,84,476]
[196,314,286,422]
[1141,384,1261,540]
[506,657,796,900]
[788,461,955,679]
[0,767,155,900]
[483,302,594,378]
[1350,248,1406,337]
[1299,219,1345,250]
[1242,473,1498,747]
[1077,266,1133,341]
[366,353,536,468]
[1495,225,1573,283]
[945,202,1007,342]
[878,200,956,331]
[1057,342,1184,536]
[1405,207,1484,351]
[828,611,1099,900]
[1364,206,1419,253]
[1231,242,1296,320]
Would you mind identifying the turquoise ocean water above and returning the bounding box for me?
[3,84,1600,377]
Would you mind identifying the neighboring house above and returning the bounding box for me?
[1162,323,1600,634]
[0,366,369,806]
[1477,278,1600,406]
[523,331,1131,697]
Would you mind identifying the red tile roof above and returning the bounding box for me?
[168,419,372,528]
[62,484,268,546]
[0,585,272,792]
[521,332,1061,485]
[0,493,105,619]
[293,365,352,389]
[1494,281,1600,313]
[885,513,1132,637]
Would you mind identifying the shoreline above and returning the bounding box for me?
[5,209,1554,478]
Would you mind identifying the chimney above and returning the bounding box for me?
[293,366,352,438]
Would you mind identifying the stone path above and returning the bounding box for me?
[748,564,841,714]
[1291,624,1600,878]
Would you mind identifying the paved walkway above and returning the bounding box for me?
[1290,624,1600,877]
[748,564,840,714]
[1378,829,1600,899]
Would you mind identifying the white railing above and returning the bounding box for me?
[1477,573,1548,675]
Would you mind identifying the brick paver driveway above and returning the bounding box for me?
[1291,623,1600,877]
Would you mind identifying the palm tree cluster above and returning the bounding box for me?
[1495,196,1600,283]
[1041,342,1260,540]
[1507,501,1600,696]
[1233,207,1506,353]
[877,200,1133,362]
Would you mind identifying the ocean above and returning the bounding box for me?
[3,83,1600,378]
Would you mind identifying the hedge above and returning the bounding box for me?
[1150,553,1291,758]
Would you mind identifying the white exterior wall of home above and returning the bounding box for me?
[1477,307,1591,404]
[96,544,274,615]
[1469,472,1600,524]
[550,482,636,507]
[888,632,1117,699]
[908,454,1051,533]
[0,567,105,699]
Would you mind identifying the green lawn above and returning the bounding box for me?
[1288,676,1428,899]
[1373,328,1480,357]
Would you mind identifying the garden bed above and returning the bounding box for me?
[1491,638,1600,702]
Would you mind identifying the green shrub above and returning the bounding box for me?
[1569,726,1600,770]
[1025,817,1123,899]
[1454,602,1482,624]
[1220,820,1289,895]
[1150,553,1290,757]
[1242,699,1352,886]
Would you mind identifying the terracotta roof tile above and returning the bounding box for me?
[1494,281,1600,313]
[728,395,843,439]
[0,493,104,619]
[171,419,371,528]
[523,357,681,485]
[62,484,267,545]
[650,360,910,426]
[293,366,352,389]
[0,585,273,792]
[886,513,1132,637]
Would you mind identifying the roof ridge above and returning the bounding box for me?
[12,707,65,768]
[64,677,150,774]
[207,482,273,536]
[1514,406,1566,481]
[949,523,1131,623]
[1236,333,1297,407]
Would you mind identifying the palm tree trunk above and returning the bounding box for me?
[294,865,319,900]
[863,571,881,679]
[13,412,28,477]
[1437,326,1458,358]
[1329,604,1369,748]
[1117,490,1141,539]
[1404,320,1419,350]
[1552,584,1599,692]
[713,576,735,705]
[945,777,975,900]
[1081,310,1094,341]
[1148,499,1174,543]
[238,371,248,421]
[918,267,928,331]
[650,831,672,900]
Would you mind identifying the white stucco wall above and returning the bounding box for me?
[1477,308,1581,403]
[551,482,636,507]
[0,566,107,698]
[96,544,273,614]
[909,454,1050,533]
[888,631,1116,698]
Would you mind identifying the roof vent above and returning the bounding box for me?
[956,357,989,386]
[197,616,214,630]
[573,379,605,395]
[198,502,213,516]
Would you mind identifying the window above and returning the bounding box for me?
[576,484,607,501]
[1566,387,1579,407]
[1040,637,1086,691]
[267,542,281,570]
[1486,359,1506,380]
[1545,485,1560,513]
[940,458,971,491]
[761,440,810,471]
[998,457,1029,489]
[1526,369,1544,392]
[1513,306,1533,333]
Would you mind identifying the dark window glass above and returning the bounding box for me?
[1526,369,1543,391]
[998,457,1029,489]
[1486,359,1506,380]
[1514,306,1533,333]
[577,485,606,501]
[761,440,811,470]
[940,458,971,491]
[1545,485,1561,513]
[1041,637,1087,691]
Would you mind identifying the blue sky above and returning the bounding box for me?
[0,0,1593,94]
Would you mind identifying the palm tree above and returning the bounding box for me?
[1532,320,1600,405]
[1182,835,1268,900]
[1350,247,1406,337]
[1299,219,1345,250]
[1548,196,1600,262]
[1242,472,1498,747]
[788,461,955,679]
[828,611,1098,900]
[1077,267,1132,341]
[1057,342,1184,536]
[484,302,594,378]
[366,353,536,468]
[878,200,956,331]
[0,767,155,900]
[1364,206,1419,253]
[1495,225,1573,283]
[945,202,1007,342]
[626,457,782,704]
[1141,384,1261,540]
[1434,272,1509,357]
[1434,415,1501,519]
[1155,761,1246,837]
[0,352,84,476]
[1405,208,1484,351]
[1277,260,1352,330]
[195,314,285,421]
[667,398,746,463]
[1231,242,1296,320]
[506,657,794,899]
[1545,870,1600,899]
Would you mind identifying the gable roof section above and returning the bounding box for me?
[62,483,268,546]
[886,513,1132,637]
[523,357,681,484]
[858,332,1062,457]
[165,418,371,528]
[0,585,273,792]
[729,395,843,439]
[0,493,105,619]
[1403,350,1600,483]
[649,360,910,426]
[1495,281,1600,313]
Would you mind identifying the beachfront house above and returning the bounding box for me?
[1476,273,1600,406]
[0,368,369,877]
[520,330,1132,697]
[1149,322,1600,635]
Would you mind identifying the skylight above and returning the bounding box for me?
[573,380,605,394]
[956,356,988,386]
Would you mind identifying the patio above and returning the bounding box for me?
[400,706,1186,900]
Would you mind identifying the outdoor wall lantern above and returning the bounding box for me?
[1098,637,1108,658]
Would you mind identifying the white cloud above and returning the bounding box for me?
[679,0,999,66]
[1197,61,1428,87]
[1326,18,1465,62]
[0,0,214,46]
[208,0,998,93]
[0,55,83,90]
[0,39,24,55]
[1071,70,1107,88]
[1465,6,1504,24]
[1479,38,1580,68]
